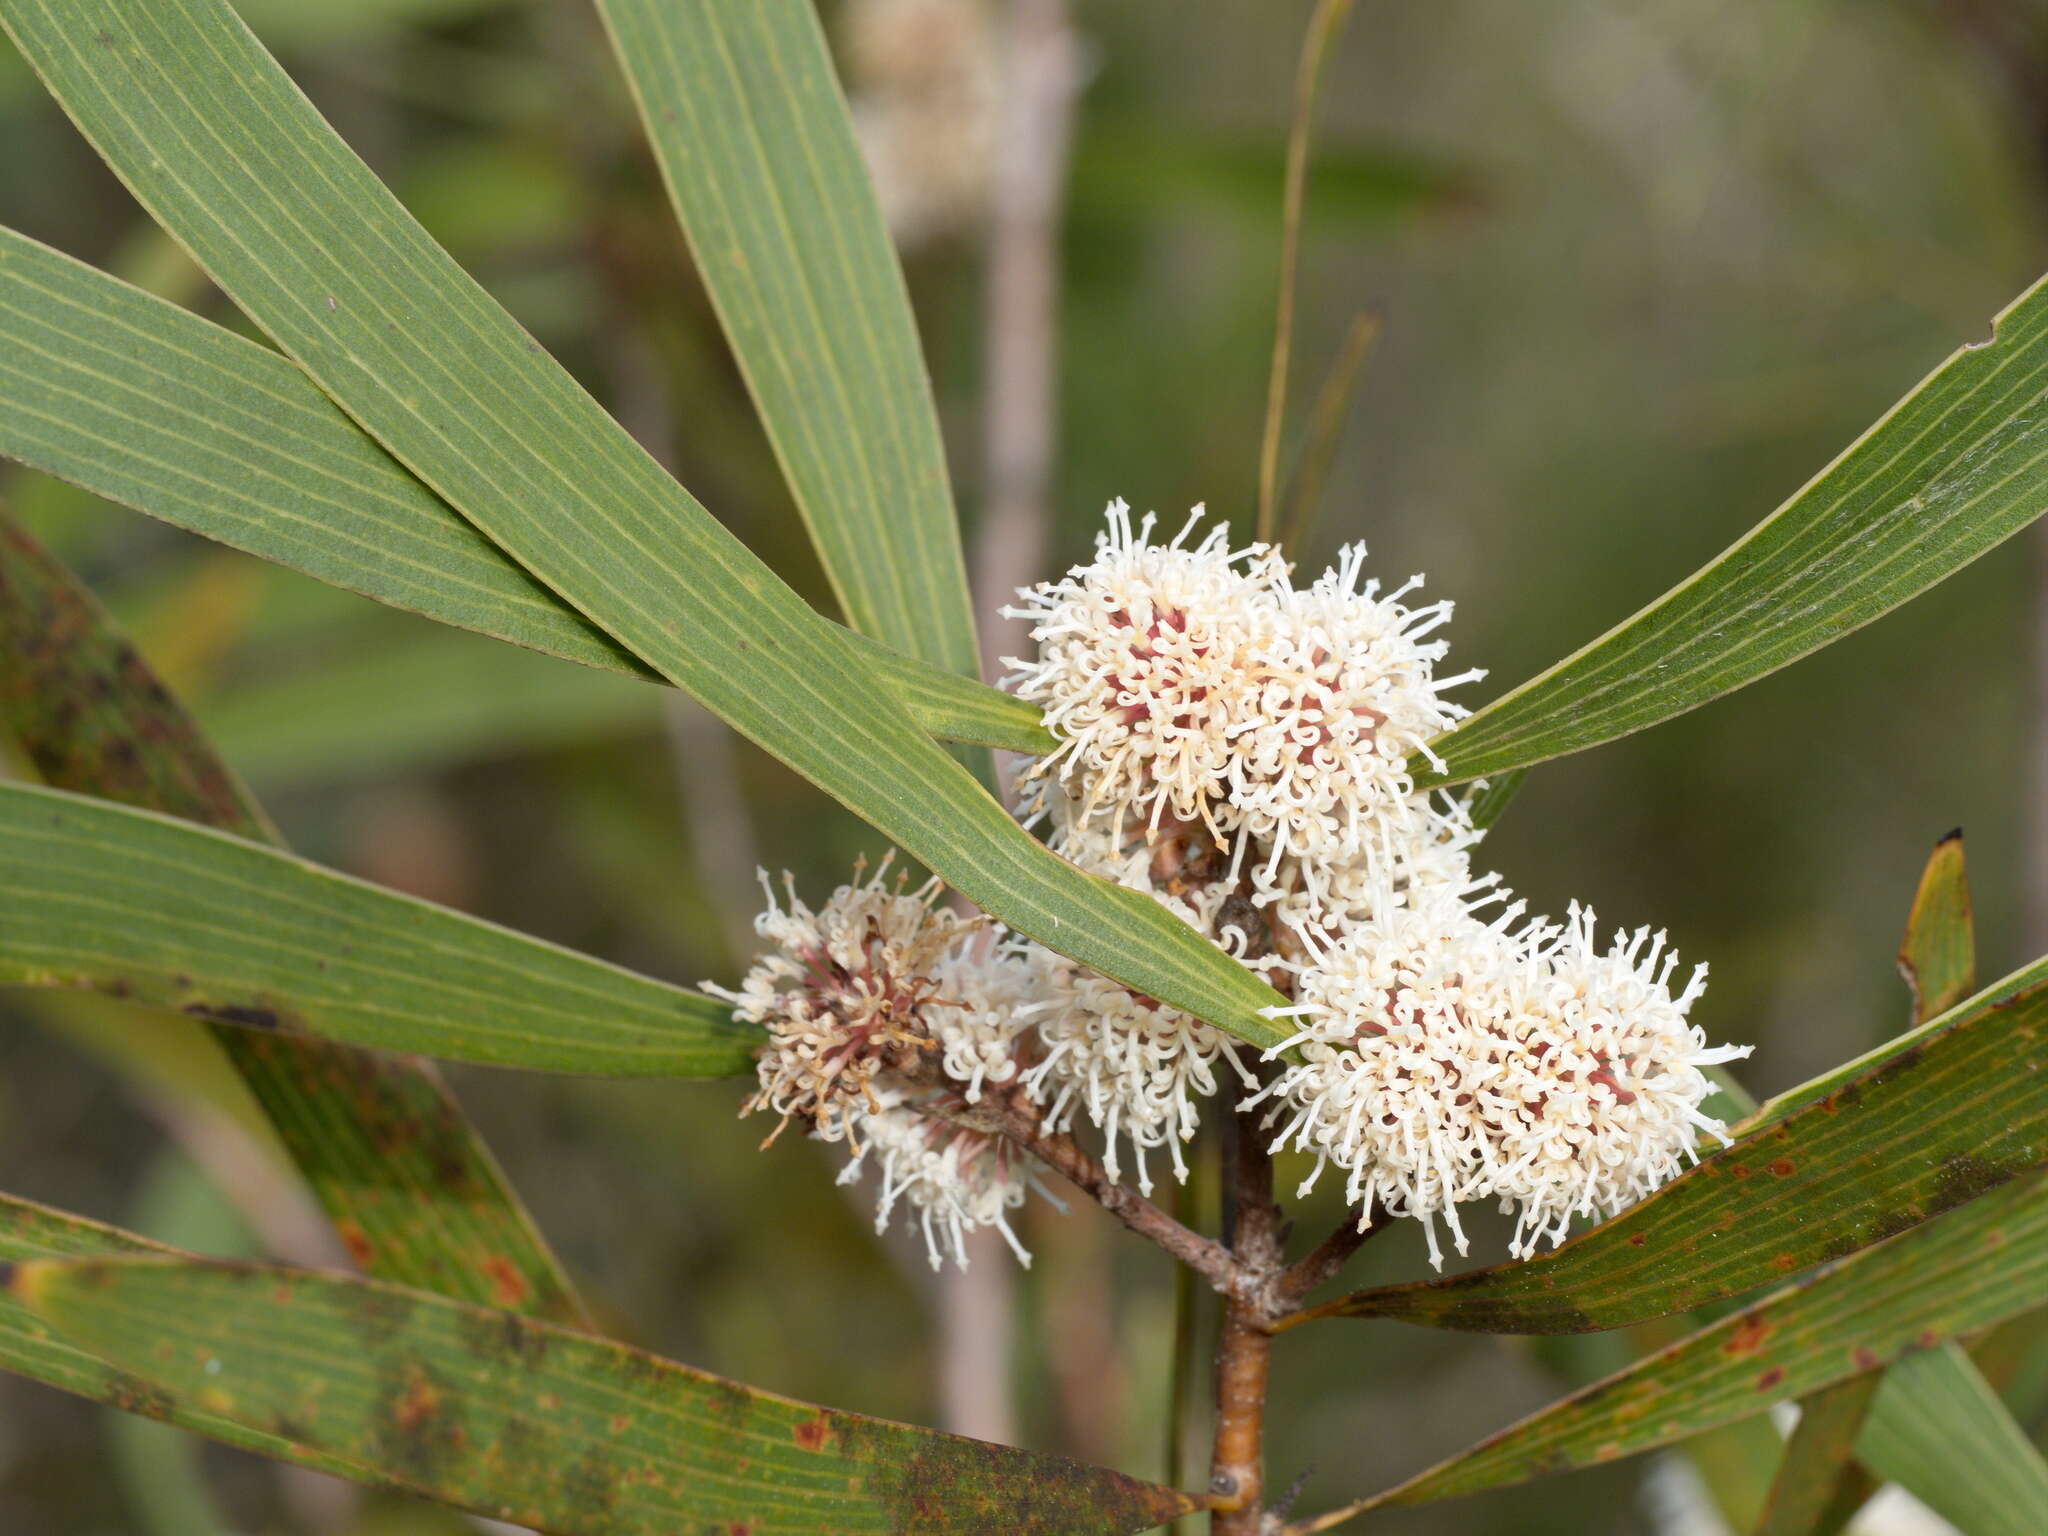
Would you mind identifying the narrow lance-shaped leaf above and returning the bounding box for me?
[0,784,758,1076]
[593,0,980,678]
[1855,1343,2048,1536]
[1412,273,2048,787]
[0,1193,373,1484]
[1750,1372,1883,1536]
[1293,952,2048,1332]
[1896,827,1974,1022]
[1296,1167,2048,1526]
[0,507,587,1320]
[0,227,1052,756]
[0,1,1289,1048]
[3,1253,1203,1536]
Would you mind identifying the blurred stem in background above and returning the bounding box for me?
[951,0,1082,1446]
[971,0,1078,715]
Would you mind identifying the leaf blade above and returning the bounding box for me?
[1750,1372,1882,1536]
[1857,1343,2048,1536]
[5,1252,1201,1536]
[1896,828,1975,1024]
[1413,274,2048,787]
[593,0,980,677]
[0,1193,373,1485]
[0,783,758,1076]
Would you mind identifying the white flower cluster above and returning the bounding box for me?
[706,858,1039,1269]
[1003,501,1749,1266]
[717,501,1750,1271]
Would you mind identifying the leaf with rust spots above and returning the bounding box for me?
[10,1253,1201,1535]
[792,1413,834,1453]
[1312,1169,2048,1518]
[1720,1316,1773,1359]
[0,1194,371,1483]
[393,1365,441,1432]
[1297,950,2048,1333]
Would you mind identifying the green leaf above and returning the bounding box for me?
[1857,1344,2048,1536]
[1301,1167,2048,1523]
[196,619,660,786]
[1412,272,2048,787]
[0,506,588,1320]
[1293,953,2048,1332]
[0,226,1051,756]
[1750,1373,1882,1536]
[0,1197,380,1487]
[5,1253,1203,1536]
[0,783,758,1076]
[593,0,979,678]
[1896,828,1974,1024]
[0,4,1266,1047]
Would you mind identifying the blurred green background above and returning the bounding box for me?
[4,0,2046,1531]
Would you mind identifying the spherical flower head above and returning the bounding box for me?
[1486,905,1750,1258]
[705,855,970,1146]
[1228,545,1484,905]
[1249,885,1532,1268]
[839,1088,1035,1270]
[1003,499,1286,845]
[1252,892,1750,1268]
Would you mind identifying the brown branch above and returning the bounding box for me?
[936,1085,1247,1300]
[1268,1202,1386,1317]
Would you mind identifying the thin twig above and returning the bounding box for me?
[1275,308,1383,554]
[1269,1203,1383,1315]
[937,1085,1247,1299]
[1255,0,1358,545]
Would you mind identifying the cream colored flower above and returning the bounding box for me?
[1248,884,1534,1267]
[705,856,967,1146]
[1228,545,1483,909]
[1004,499,1287,848]
[1485,905,1748,1258]
[838,1089,1034,1270]
[1250,893,1747,1267]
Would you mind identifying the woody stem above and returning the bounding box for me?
[1210,1077,1285,1533]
